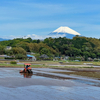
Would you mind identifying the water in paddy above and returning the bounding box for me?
[0,68,100,100]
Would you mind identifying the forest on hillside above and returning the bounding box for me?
[0,36,100,60]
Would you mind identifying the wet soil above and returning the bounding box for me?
[53,71,100,79]
[52,67,100,79]
[0,68,100,100]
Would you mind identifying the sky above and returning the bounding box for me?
[0,0,100,39]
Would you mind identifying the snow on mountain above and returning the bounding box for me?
[48,26,81,39]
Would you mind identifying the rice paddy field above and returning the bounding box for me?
[0,60,100,100]
[0,67,100,100]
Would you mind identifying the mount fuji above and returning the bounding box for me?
[48,26,81,39]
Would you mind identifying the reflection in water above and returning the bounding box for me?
[19,72,100,87]
[20,73,33,78]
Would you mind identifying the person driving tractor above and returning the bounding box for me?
[26,65,30,69]
[20,63,33,73]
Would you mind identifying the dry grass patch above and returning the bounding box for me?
[54,71,100,79]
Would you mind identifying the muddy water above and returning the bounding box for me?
[0,68,100,100]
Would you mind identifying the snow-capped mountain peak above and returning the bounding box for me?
[53,26,81,35]
[48,26,81,39]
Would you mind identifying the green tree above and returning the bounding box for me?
[12,47,26,55]
[40,48,51,56]
[0,45,5,54]
[5,49,13,56]
[15,54,27,59]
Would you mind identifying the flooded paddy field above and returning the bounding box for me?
[0,68,100,100]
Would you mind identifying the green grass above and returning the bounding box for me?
[0,63,94,69]
[0,60,100,68]
[0,63,24,67]
[0,57,4,59]
[60,60,100,66]
[1,60,100,65]
[0,63,59,68]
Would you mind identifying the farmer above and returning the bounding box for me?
[26,65,30,69]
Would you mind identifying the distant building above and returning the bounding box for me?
[6,46,12,50]
[64,56,69,60]
[39,54,49,59]
[0,55,13,59]
[54,57,60,60]
[0,55,7,57]
[27,54,36,61]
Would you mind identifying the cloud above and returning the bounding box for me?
[23,34,44,39]
[1,20,100,39]
[2,33,67,40]
[21,33,67,39]
[0,1,100,39]
[1,35,23,39]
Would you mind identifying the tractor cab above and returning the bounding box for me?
[20,63,33,73]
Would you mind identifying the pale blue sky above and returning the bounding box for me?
[0,0,100,39]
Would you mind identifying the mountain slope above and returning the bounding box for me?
[0,38,9,41]
[49,26,81,39]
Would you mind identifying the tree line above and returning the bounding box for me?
[0,36,100,60]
